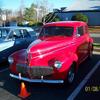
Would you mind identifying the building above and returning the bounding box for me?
[54,0,100,26]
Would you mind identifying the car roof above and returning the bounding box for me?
[0,26,34,31]
[44,21,87,27]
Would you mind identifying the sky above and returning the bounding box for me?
[0,0,75,11]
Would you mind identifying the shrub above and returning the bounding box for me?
[18,22,23,26]
[71,13,88,23]
[28,21,34,26]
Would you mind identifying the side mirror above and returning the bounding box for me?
[76,34,80,37]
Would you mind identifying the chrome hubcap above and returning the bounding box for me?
[68,68,75,83]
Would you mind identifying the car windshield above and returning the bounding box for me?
[0,28,10,39]
[39,26,74,37]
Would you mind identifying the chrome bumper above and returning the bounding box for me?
[10,73,64,84]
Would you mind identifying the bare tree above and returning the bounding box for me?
[18,0,25,22]
[0,0,3,19]
[34,0,51,22]
[40,0,50,17]
[0,1,2,15]
[4,9,12,20]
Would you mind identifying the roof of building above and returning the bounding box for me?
[45,21,87,27]
[67,0,100,11]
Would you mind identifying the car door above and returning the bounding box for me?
[22,29,36,47]
[76,26,88,64]
[14,29,28,49]
[7,29,26,52]
[0,29,15,62]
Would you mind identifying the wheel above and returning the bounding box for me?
[67,65,75,84]
[64,64,76,86]
[88,50,92,59]
[88,43,93,59]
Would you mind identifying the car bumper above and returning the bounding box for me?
[10,73,64,84]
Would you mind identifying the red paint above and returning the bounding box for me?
[9,21,93,81]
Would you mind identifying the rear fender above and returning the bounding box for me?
[89,37,93,43]
[89,38,93,51]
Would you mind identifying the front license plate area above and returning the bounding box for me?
[28,67,53,77]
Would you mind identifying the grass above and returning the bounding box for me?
[89,26,100,33]
[93,43,100,48]
[93,43,100,53]
[89,26,100,50]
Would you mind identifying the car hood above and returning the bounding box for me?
[27,36,74,58]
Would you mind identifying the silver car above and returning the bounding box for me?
[0,26,37,63]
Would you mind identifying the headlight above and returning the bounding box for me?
[8,57,14,64]
[54,61,62,69]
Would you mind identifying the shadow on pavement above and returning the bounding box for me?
[0,54,100,100]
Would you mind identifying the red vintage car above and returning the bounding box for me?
[8,21,93,84]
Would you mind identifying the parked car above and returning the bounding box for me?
[9,21,93,84]
[0,26,37,63]
[32,26,42,36]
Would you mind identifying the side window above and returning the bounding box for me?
[14,29,23,38]
[2,30,8,37]
[21,29,30,38]
[1,29,10,39]
[77,26,84,36]
[8,31,14,39]
[8,29,23,39]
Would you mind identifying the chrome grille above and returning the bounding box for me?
[16,64,53,77]
[28,67,53,77]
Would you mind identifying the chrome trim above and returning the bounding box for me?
[10,73,64,84]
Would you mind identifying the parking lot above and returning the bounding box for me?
[0,51,100,100]
[0,32,100,100]
[0,0,100,99]
[0,31,100,100]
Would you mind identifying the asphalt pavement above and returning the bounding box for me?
[0,52,100,100]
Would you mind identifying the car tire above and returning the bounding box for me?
[64,64,76,86]
[88,44,93,59]
[67,65,75,84]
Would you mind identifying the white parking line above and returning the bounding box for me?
[0,68,8,73]
[67,61,100,100]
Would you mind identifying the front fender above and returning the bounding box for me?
[57,53,78,73]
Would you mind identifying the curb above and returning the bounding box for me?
[93,51,100,55]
